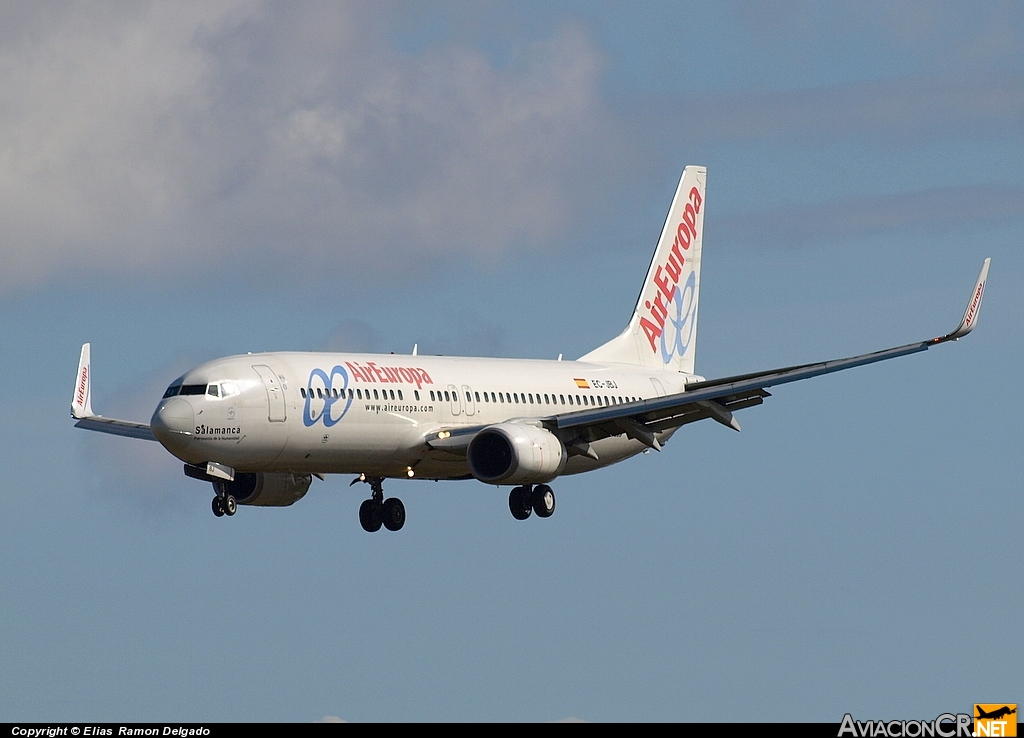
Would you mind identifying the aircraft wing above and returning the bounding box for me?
[556,259,991,446]
[74,416,157,441]
[427,259,990,453]
[70,343,158,442]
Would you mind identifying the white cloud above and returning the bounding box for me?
[0,3,612,292]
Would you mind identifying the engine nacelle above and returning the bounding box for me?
[467,423,566,485]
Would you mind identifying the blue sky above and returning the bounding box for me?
[0,1,1020,722]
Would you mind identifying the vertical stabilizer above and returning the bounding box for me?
[580,165,706,374]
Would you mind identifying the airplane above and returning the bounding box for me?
[976,706,1016,721]
[70,166,991,532]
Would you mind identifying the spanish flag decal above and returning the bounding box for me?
[574,378,590,389]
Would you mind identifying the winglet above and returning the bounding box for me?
[936,258,990,343]
[71,343,94,419]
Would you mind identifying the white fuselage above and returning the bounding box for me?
[151,352,693,481]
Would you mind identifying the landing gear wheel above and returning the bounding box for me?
[382,498,406,531]
[223,495,237,516]
[359,498,383,532]
[532,484,555,518]
[212,496,225,517]
[509,486,532,520]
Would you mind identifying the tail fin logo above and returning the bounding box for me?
[641,185,702,356]
[659,275,697,364]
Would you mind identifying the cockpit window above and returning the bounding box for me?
[220,382,239,397]
[179,384,206,395]
[206,384,220,398]
[163,384,182,399]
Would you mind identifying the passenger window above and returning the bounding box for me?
[491,393,497,402]
[372,389,378,400]
[475,392,480,402]
[499,393,505,403]
[466,391,471,402]
[560,395,565,404]
[430,391,435,401]
[528,393,534,404]
[414,390,419,401]
[398,390,403,400]
[316,388,323,399]
[568,396,574,405]
[300,388,307,398]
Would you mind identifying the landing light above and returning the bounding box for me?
[406,468,415,478]
[437,431,451,439]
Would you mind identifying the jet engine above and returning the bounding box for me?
[185,465,312,506]
[466,423,566,485]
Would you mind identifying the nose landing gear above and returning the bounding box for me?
[508,484,556,521]
[353,476,405,532]
[211,481,236,517]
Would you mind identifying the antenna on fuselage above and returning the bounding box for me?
[412,344,418,356]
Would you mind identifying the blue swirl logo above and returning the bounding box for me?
[303,366,352,427]
[660,271,698,364]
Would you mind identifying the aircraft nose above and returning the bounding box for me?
[151,398,194,455]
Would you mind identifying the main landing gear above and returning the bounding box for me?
[354,476,405,533]
[211,481,237,518]
[508,484,555,521]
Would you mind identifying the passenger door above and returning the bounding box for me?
[252,365,287,422]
